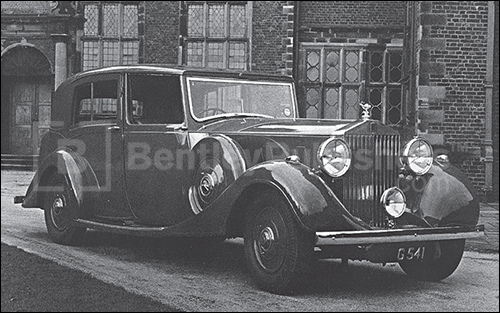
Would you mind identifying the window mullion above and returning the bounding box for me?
[319,48,325,119]
[98,3,103,38]
[118,4,123,65]
[98,39,103,68]
[382,86,387,124]
[339,48,345,119]
[203,3,209,67]
[224,3,229,68]
[99,3,104,68]
[382,50,388,124]
[360,48,366,105]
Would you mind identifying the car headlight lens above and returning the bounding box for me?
[318,138,351,177]
[380,187,406,218]
[401,138,433,175]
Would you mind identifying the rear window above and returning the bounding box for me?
[73,80,118,126]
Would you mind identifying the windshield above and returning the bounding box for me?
[187,77,296,121]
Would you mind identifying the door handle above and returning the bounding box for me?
[107,126,121,131]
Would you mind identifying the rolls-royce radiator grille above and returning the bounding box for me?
[344,134,400,227]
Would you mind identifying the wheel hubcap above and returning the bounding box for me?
[190,156,227,215]
[252,207,286,273]
[258,226,275,254]
[51,194,68,231]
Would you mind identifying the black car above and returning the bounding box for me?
[15,65,484,294]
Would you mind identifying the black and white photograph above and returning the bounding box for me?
[1,1,498,311]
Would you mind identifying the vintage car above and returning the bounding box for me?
[15,65,484,294]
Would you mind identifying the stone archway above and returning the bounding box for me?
[1,44,53,155]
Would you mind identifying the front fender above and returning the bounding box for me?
[233,161,365,232]
[177,160,369,236]
[399,162,480,227]
[22,148,100,210]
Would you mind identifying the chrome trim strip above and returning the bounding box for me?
[316,226,484,246]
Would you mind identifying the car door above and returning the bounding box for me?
[123,73,192,226]
[67,73,133,219]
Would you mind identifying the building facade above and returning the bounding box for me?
[1,1,498,201]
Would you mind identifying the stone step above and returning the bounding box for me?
[1,154,38,170]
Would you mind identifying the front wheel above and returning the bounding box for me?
[44,175,86,245]
[244,190,314,295]
[399,239,465,281]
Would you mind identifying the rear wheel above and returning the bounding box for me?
[399,239,465,281]
[44,175,86,245]
[244,190,314,295]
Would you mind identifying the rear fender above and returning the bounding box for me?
[22,149,100,211]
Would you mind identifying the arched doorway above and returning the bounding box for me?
[1,45,53,155]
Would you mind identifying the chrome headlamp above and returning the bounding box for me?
[380,187,406,218]
[317,138,351,177]
[400,138,433,175]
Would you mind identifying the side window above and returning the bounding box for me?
[127,75,184,124]
[73,80,118,126]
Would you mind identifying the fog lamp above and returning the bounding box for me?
[380,187,406,218]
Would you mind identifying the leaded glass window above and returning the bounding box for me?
[366,49,404,125]
[82,2,140,71]
[301,44,405,126]
[183,1,250,70]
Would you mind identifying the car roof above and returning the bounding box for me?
[71,64,294,82]
[51,65,295,129]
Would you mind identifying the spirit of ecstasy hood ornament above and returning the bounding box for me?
[360,102,372,120]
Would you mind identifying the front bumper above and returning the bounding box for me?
[316,225,484,246]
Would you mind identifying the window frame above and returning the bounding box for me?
[71,74,122,128]
[81,1,140,71]
[124,73,186,127]
[300,43,405,126]
[365,45,405,125]
[181,1,252,70]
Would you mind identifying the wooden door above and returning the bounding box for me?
[10,78,52,155]
[36,82,52,153]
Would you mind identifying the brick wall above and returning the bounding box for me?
[1,1,52,14]
[299,1,406,27]
[416,1,490,196]
[143,1,179,65]
[251,1,288,74]
[493,1,499,201]
[298,1,406,47]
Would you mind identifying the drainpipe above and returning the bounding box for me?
[482,1,495,197]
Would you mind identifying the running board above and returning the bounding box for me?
[73,219,173,237]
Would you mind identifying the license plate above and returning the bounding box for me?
[397,246,426,261]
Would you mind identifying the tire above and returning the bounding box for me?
[43,175,86,245]
[399,239,465,282]
[244,190,314,295]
